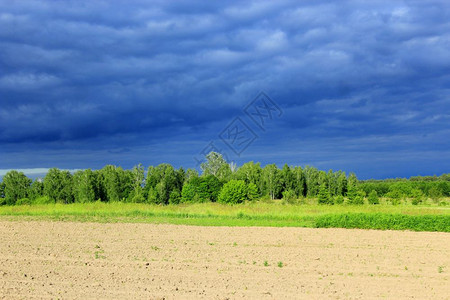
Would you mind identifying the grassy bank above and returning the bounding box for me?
[0,201,449,232]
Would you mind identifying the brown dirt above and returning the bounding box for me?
[0,221,449,299]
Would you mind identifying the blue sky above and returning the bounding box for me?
[0,0,449,179]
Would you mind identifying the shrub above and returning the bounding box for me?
[386,189,402,205]
[368,190,379,205]
[218,180,247,204]
[16,198,32,205]
[32,196,54,205]
[130,193,145,203]
[334,195,344,205]
[385,188,404,205]
[411,189,424,205]
[282,189,297,204]
[347,191,365,205]
[429,186,442,202]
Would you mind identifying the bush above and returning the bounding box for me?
[385,189,403,205]
[347,191,365,205]
[130,193,145,203]
[32,196,54,205]
[218,180,247,204]
[282,189,297,204]
[386,189,402,205]
[411,189,424,205]
[368,190,379,205]
[16,198,32,205]
[334,195,344,205]
[181,183,199,203]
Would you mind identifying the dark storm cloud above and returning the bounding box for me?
[0,0,449,178]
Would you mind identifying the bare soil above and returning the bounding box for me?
[0,221,449,299]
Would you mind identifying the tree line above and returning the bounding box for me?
[0,152,449,206]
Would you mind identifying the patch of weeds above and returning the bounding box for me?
[94,246,106,259]
[151,246,160,251]
[277,261,283,268]
[404,266,408,271]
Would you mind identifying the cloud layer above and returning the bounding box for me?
[1,0,449,179]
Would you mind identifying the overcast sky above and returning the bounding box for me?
[1,0,449,179]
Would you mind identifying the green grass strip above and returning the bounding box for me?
[315,213,450,232]
[0,202,449,232]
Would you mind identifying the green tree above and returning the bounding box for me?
[181,182,198,203]
[158,164,179,204]
[155,181,167,204]
[386,189,402,205]
[282,189,297,204]
[234,161,262,195]
[304,166,320,197]
[29,179,44,201]
[0,181,5,204]
[44,168,73,203]
[198,175,222,202]
[184,168,199,183]
[201,152,228,178]
[318,183,332,205]
[247,183,259,201]
[99,165,121,202]
[292,166,306,197]
[3,170,31,205]
[128,164,145,203]
[218,180,247,204]
[346,173,363,205]
[281,164,295,193]
[175,167,186,190]
[336,171,347,196]
[145,166,159,191]
[147,187,158,204]
[262,164,281,200]
[168,190,181,204]
[180,176,222,203]
[367,190,379,205]
[73,169,96,203]
[346,173,358,199]
[327,170,339,196]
